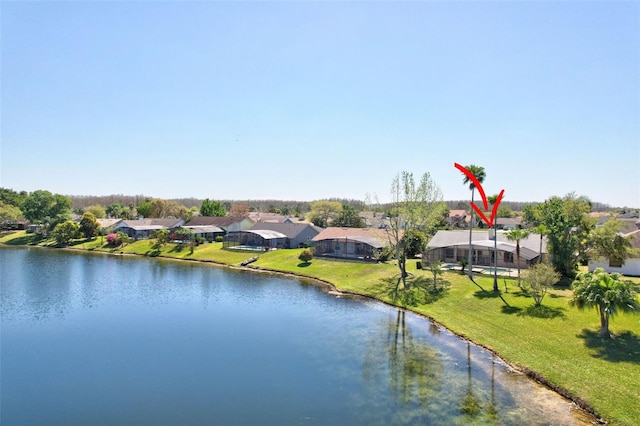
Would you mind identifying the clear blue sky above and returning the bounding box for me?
[2,1,639,207]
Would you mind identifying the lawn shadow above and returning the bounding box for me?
[378,276,449,307]
[517,305,566,319]
[547,292,565,299]
[3,234,43,245]
[473,290,499,300]
[577,329,640,364]
[297,262,311,268]
[473,285,512,308]
[170,244,185,253]
[501,305,522,315]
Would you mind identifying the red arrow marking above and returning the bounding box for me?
[455,163,505,228]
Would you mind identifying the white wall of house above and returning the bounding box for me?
[588,258,640,277]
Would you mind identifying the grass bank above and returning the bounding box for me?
[2,231,639,425]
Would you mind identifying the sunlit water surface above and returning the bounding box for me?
[1,247,595,425]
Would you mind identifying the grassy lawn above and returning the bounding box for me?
[2,231,639,425]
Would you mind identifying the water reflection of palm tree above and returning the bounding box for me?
[363,309,443,418]
[390,310,443,407]
[460,342,481,416]
[487,353,497,418]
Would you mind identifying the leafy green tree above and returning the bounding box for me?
[135,199,153,218]
[460,164,485,279]
[21,190,58,223]
[143,199,169,218]
[526,194,594,278]
[570,268,639,338]
[401,229,426,258]
[79,212,100,239]
[106,203,133,219]
[523,263,560,306]
[496,205,514,218]
[332,204,365,228]
[0,201,24,223]
[200,199,226,217]
[588,219,635,266]
[386,171,447,291]
[308,200,342,227]
[298,249,313,264]
[152,228,170,250]
[21,190,72,230]
[0,187,28,207]
[50,220,80,246]
[85,205,106,219]
[50,194,72,218]
[505,228,531,287]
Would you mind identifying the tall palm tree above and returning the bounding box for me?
[505,228,531,287]
[532,224,548,264]
[462,165,486,279]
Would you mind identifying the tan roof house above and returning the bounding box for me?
[311,227,394,261]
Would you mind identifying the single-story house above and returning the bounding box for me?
[311,227,393,261]
[113,218,185,240]
[184,216,255,233]
[249,222,324,249]
[423,230,547,269]
[177,225,225,242]
[588,229,640,277]
[223,229,288,251]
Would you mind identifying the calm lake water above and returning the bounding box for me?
[1,247,594,425]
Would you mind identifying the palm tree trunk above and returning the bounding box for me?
[468,190,475,279]
[493,225,498,291]
[516,243,521,287]
[539,234,543,264]
[599,308,610,337]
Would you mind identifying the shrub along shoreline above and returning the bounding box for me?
[3,231,639,425]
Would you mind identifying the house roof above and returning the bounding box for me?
[312,227,391,248]
[96,219,121,229]
[496,217,523,226]
[245,229,287,240]
[119,219,183,228]
[250,222,323,239]
[181,225,224,234]
[623,229,640,251]
[427,230,547,260]
[449,210,467,218]
[127,225,166,231]
[185,216,254,227]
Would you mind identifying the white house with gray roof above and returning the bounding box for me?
[424,230,547,269]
